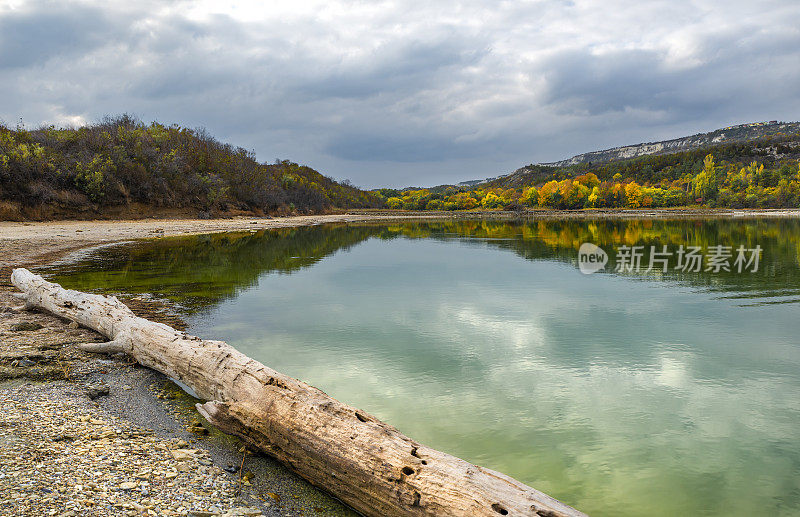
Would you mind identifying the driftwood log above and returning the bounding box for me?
[11,268,587,517]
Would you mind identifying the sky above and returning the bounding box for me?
[1,0,799,188]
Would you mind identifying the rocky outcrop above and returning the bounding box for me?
[539,121,800,167]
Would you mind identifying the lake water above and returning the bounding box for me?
[43,218,800,516]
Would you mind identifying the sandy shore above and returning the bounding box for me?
[0,214,431,273]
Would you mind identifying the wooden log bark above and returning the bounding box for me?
[11,268,587,517]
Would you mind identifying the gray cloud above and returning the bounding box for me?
[294,38,488,101]
[540,26,800,119]
[0,4,116,68]
[1,0,799,188]
[326,132,492,163]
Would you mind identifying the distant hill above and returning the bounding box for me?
[446,122,800,189]
[0,115,383,220]
[489,121,800,190]
[541,121,800,167]
[375,120,800,211]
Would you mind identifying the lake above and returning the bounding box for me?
[42,218,800,516]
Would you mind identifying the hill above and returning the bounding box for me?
[488,122,800,190]
[0,115,383,220]
[375,121,800,211]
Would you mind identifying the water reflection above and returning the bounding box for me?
[43,218,800,309]
[42,218,800,516]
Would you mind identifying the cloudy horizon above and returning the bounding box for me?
[1,0,799,188]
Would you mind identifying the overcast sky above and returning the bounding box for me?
[1,0,799,188]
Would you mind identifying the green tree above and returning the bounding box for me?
[692,154,719,202]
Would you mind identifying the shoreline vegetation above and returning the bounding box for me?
[1,116,799,222]
[376,153,800,212]
[0,115,382,221]
[377,125,800,211]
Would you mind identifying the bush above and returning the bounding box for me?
[0,116,384,214]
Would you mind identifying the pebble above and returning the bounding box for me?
[0,384,242,516]
[171,449,197,461]
[10,321,44,331]
[85,383,110,400]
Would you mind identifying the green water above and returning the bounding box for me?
[42,219,800,516]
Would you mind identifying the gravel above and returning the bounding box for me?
[0,290,356,517]
[0,381,246,516]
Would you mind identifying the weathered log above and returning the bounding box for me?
[11,268,587,517]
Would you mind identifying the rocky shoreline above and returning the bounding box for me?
[0,215,382,516]
[0,288,357,517]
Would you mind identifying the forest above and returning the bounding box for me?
[0,115,382,219]
[376,133,800,211]
[4,116,800,218]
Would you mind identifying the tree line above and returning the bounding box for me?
[377,134,800,210]
[0,115,382,218]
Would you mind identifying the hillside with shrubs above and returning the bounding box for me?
[4,116,800,219]
[376,128,800,211]
[0,115,382,219]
